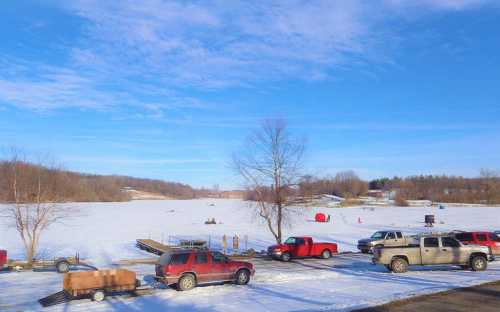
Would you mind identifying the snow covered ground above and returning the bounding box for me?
[1,199,500,311]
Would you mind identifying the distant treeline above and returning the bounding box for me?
[0,160,198,203]
[369,172,500,204]
[298,171,368,199]
[245,171,369,201]
[252,170,500,205]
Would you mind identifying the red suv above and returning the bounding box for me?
[155,249,255,291]
[454,232,500,255]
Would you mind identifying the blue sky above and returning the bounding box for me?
[1,0,499,189]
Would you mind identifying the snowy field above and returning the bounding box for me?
[1,199,500,311]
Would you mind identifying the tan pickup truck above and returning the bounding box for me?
[357,230,414,253]
[372,234,494,273]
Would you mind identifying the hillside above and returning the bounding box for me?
[0,160,201,202]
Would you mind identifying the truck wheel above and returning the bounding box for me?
[178,274,196,291]
[470,256,487,271]
[281,253,291,262]
[391,258,408,273]
[235,269,251,285]
[91,290,106,302]
[55,260,70,273]
[321,250,331,259]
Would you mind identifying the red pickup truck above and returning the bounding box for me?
[155,249,255,291]
[267,236,338,261]
[454,231,500,255]
[0,250,7,269]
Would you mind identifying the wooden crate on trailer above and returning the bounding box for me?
[63,269,137,297]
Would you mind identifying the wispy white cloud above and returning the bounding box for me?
[0,0,496,112]
[63,0,375,88]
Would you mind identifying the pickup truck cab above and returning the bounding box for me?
[358,231,410,253]
[155,249,254,291]
[453,232,500,255]
[267,236,338,261]
[373,234,494,273]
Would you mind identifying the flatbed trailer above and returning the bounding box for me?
[6,253,93,273]
[136,239,207,255]
[39,269,142,307]
[136,239,175,255]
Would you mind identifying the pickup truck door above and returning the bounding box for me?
[440,237,466,264]
[294,237,310,257]
[421,237,441,265]
[385,232,400,246]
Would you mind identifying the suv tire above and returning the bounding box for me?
[235,269,251,285]
[391,258,408,273]
[178,274,196,291]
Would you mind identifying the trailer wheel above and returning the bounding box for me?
[91,290,106,302]
[55,260,70,273]
[177,274,196,291]
[321,250,331,259]
[281,252,291,262]
[390,258,408,273]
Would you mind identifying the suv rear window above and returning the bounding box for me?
[424,237,439,247]
[455,233,473,241]
[170,253,190,265]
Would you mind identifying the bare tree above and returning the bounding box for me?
[233,119,305,244]
[333,170,368,198]
[1,148,75,266]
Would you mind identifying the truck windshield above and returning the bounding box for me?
[371,231,387,239]
[285,237,296,244]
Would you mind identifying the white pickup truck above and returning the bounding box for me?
[372,234,494,273]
